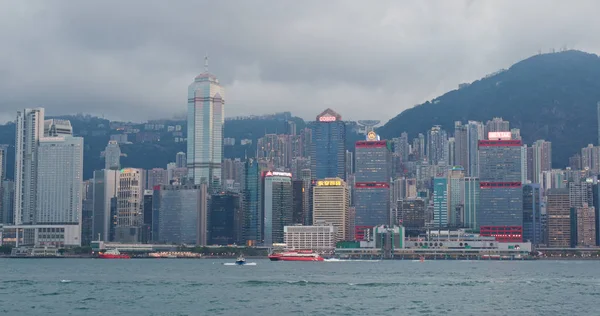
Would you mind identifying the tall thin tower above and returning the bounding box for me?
[14,108,45,225]
[187,56,225,189]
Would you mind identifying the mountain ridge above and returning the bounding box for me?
[378,50,600,167]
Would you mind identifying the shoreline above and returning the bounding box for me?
[2,255,600,260]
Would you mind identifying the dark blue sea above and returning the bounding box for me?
[0,258,598,315]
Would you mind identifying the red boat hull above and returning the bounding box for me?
[268,254,324,262]
[98,254,130,259]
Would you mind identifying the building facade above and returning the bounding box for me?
[242,159,263,245]
[546,188,571,247]
[433,177,448,228]
[209,192,242,245]
[354,137,391,233]
[155,184,208,245]
[463,177,480,231]
[115,168,144,242]
[263,171,293,246]
[313,178,350,242]
[396,198,426,234]
[14,108,45,225]
[92,169,119,242]
[310,108,346,180]
[36,135,83,228]
[284,224,336,253]
[104,140,121,170]
[478,138,523,241]
[522,184,543,245]
[575,204,596,247]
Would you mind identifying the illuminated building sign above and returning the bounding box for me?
[318,115,337,122]
[317,180,342,186]
[366,131,379,141]
[487,132,511,140]
[265,171,292,177]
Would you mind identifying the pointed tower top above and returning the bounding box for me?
[204,54,209,72]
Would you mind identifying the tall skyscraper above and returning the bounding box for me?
[115,168,144,242]
[575,203,596,247]
[0,145,5,182]
[243,159,263,245]
[447,137,456,166]
[433,177,448,228]
[521,145,529,184]
[427,126,448,165]
[523,184,542,245]
[454,122,468,170]
[313,178,350,242]
[141,190,153,243]
[310,108,346,180]
[176,152,187,169]
[447,167,465,227]
[187,57,225,189]
[36,135,83,226]
[263,171,293,246]
[467,121,484,177]
[300,168,312,226]
[354,134,391,234]
[546,188,571,247]
[581,144,600,174]
[209,192,242,245]
[104,140,121,170]
[531,140,552,183]
[345,150,353,180]
[478,136,523,241]
[291,180,304,224]
[92,169,119,241]
[14,108,45,225]
[392,132,410,162]
[0,146,5,223]
[463,177,480,231]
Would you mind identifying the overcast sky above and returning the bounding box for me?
[0,0,599,124]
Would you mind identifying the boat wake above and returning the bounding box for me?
[60,280,72,283]
[324,258,380,262]
[223,262,257,266]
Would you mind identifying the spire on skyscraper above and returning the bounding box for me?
[204,53,209,73]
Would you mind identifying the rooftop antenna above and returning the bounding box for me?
[204,53,209,72]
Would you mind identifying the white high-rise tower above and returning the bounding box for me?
[14,108,45,225]
[187,56,225,188]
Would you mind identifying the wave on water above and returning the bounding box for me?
[324,258,380,262]
[1,280,35,285]
[223,262,257,266]
[242,280,401,288]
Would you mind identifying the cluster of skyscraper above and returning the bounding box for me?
[0,109,83,246]
[2,64,600,251]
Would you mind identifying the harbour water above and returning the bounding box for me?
[0,259,598,315]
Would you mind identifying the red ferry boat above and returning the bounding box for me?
[268,250,324,262]
[97,249,130,259]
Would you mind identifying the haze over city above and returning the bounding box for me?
[1,0,600,123]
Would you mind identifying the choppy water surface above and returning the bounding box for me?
[0,259,598,315]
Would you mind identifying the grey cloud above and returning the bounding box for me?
[0,0,599,124]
